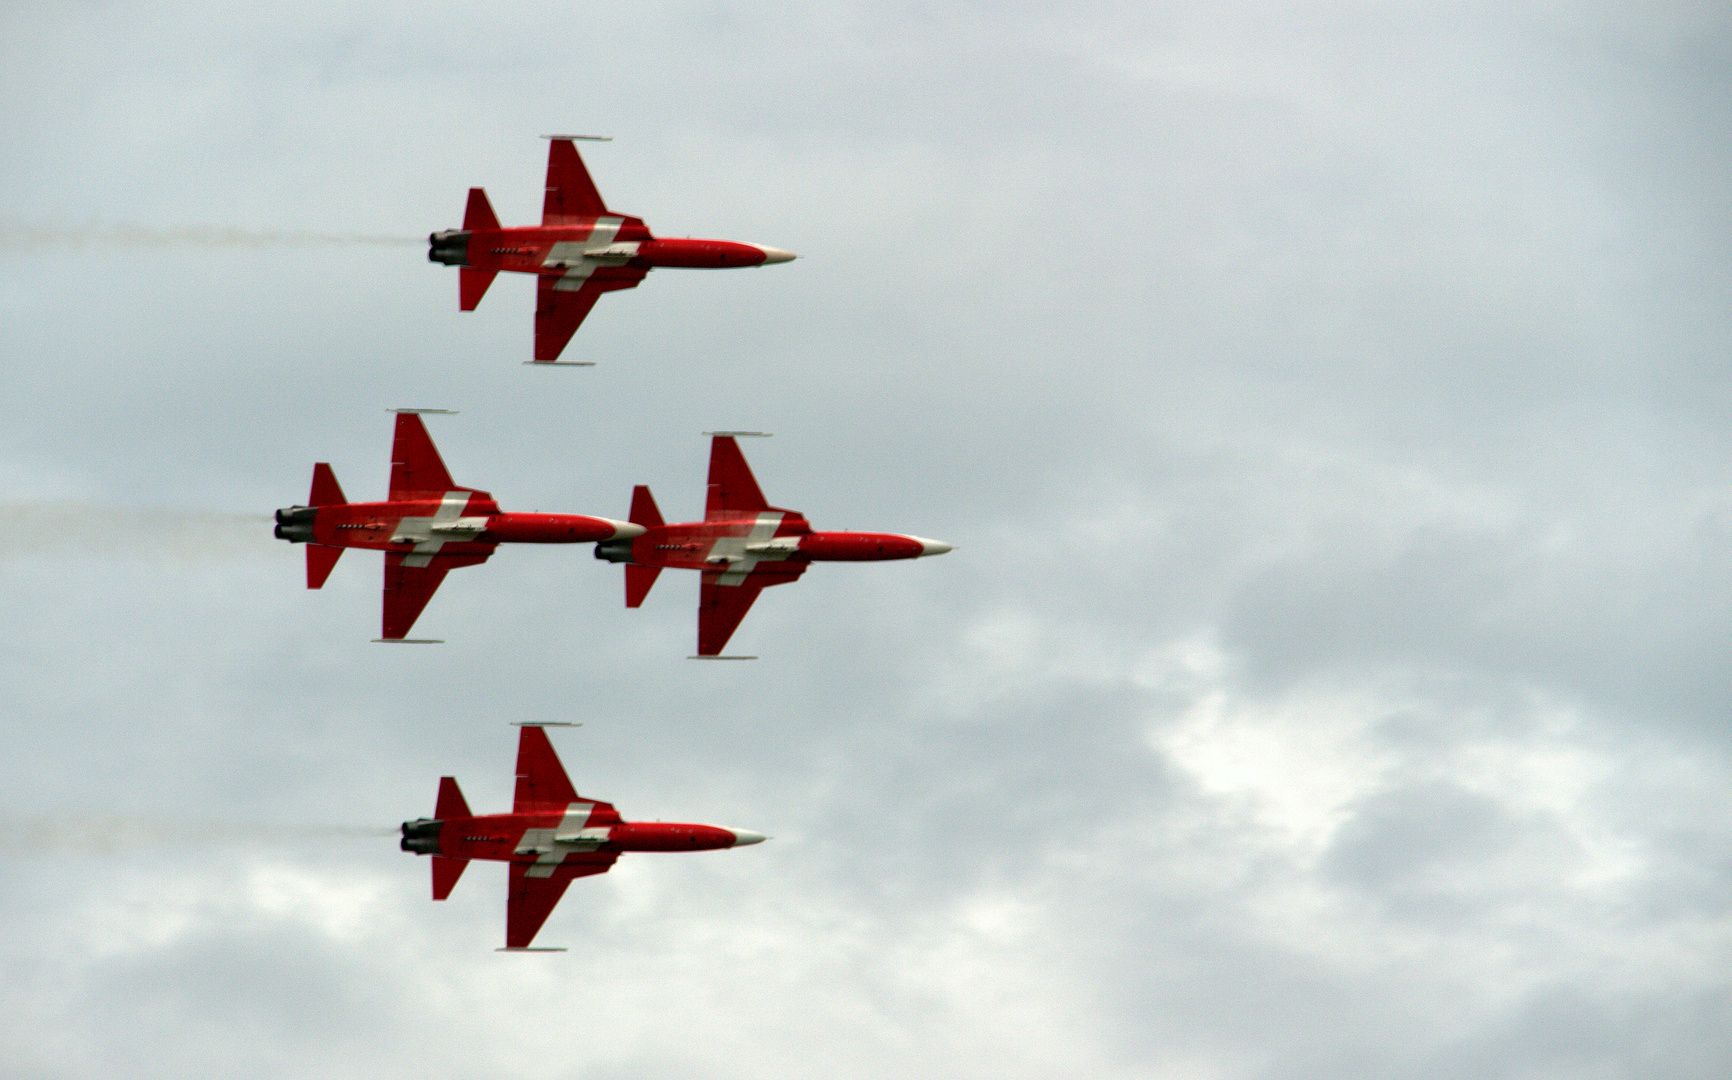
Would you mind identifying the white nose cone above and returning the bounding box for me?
[605,519,647,539]
[909,536,953,556]
[728,828,767,846]
[755,246,797,265]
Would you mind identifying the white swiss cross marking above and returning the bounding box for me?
[706,513,785,586]
[390,492,475,568]
[516,802,596,878]
[544,217,629,291]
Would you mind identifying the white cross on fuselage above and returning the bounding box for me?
[390,492,482,567]
[515,802,599,878]
[705,513,787,585]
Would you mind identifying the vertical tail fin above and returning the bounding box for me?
[463,188,500,231]
[459,267,497,311]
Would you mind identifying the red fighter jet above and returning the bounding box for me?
[428,136,797,365]
[273,410,642,641]
[594,433,953,657]
[401,723,766,950]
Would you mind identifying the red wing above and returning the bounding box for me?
[381,551,489,640]
[696,567,805,655]
[698,576,762,656]
[506,856,617,948]
[389,413,469,500]
[704,436,770,520]
[542,139,610,225]
[534,269,646,363]
[513,725,579,812]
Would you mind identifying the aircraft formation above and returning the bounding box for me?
[270,137,952,947]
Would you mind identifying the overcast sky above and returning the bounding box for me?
[2,2,1730,1078]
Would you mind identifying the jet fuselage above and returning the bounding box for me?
[276,493,640,556]
[402,811,763,864]
[430,225,794,275]
[596,513,949,574]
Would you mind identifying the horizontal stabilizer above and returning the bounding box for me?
[460,267,497,311]
[435,776,470,819]
[309,463,346,507]
[629,485,664,528]
[306,544,343,589]
[432,855,468,901]
[463,187,500,232]
[625,563,660,608]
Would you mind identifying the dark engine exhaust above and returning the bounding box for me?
[400,818,444,855]
[427,230,471,266]
[594,538,635,563]
[274,505,318,544]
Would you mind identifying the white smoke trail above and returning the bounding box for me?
[0,221,420,251]
[0,815,397,855]
[0,502,273,561]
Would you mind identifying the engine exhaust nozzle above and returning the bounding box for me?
[400,818,444,855]
[274,505,318,544]
[428,230,472,266]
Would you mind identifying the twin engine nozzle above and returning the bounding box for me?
[401,818,443,855]
[275,505,318,544]
[594,537,635,563]
[428,230,470,266]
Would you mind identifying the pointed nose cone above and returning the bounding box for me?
[909,536,953,557]
[755,246,797,265]
[728,828,767,847]
[604,519,647,540]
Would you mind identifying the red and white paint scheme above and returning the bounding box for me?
[401,724,766,950]
[428,136,797,364]
[274,410,642,641]
[594,434,953,656]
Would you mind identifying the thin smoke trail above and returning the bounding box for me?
[0,815,397,855]
[0,221,421,251]
[0,502,273,561]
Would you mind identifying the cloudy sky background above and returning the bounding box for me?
[3,1,1730,1077]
